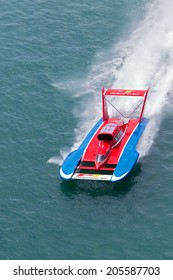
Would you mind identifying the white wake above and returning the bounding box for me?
[48,0,173,164]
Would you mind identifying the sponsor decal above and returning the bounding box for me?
[73,173,111,180]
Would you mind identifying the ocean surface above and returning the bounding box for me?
[1,0,173,260]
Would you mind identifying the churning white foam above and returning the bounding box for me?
[48,0,173,164]
[74,0,173,158]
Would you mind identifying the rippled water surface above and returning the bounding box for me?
[1,0,173,260]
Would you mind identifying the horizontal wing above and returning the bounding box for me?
[104,89,148,96]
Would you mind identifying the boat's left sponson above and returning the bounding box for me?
[60,118,103,180]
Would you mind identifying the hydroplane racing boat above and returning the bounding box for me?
[60,88,149,182]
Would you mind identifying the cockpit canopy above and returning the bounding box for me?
[96,154,106,163]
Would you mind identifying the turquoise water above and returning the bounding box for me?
[1,0,173,260]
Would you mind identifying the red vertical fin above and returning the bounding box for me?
[139,88,149,122]
[102,87,109,121]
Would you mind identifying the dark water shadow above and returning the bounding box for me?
[60,163,142,199]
